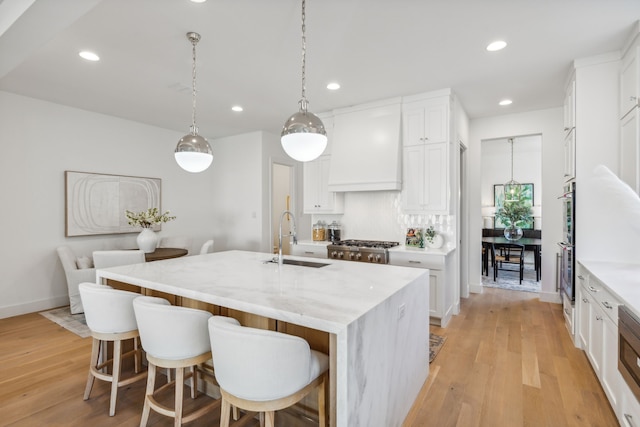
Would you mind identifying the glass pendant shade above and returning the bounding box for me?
[175,133,213,173]
[175,31,212,173]
[281,110,327,162]
[504,138,521,202]
[280,0,326,162]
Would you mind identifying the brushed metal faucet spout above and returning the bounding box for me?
[278,210,297,265]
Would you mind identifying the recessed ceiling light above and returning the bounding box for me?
[190,0,207,3]
[231,105,243,112]
[326,82,340,90]
[499,99,513,106]
[486,41,507,52]
[79,51,100,61]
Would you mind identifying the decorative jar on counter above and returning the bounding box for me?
[312,221,326,241]
[328,221,342,242]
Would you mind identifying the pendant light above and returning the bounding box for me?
[504,138,521,202]
[175,32,213,173]
[280,0,327,162]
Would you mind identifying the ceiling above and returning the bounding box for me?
[1,0,639,140]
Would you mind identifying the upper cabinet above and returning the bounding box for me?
[621,44,639,119]
[620,24,640,194]
[401,92,452,214]
[303,155,344,214]
[563,77,577,181]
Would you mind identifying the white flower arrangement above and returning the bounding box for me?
[125,207,176,229]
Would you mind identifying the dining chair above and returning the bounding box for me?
[92,250,146,269]
[56,246,96,314]
[199,239,214,255]
[79,282,147,416]
[492,243,525,284]
[208,316,329,427]
[133,296,219,426]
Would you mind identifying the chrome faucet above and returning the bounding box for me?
[277,210,297,265]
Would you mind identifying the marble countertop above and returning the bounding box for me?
[389,245,455,256]
[578,259,640,318]
[96,250,428,334]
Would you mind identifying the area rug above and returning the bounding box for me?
[482,256,541,293]
[40,306,90,338]
[429,333,446,363]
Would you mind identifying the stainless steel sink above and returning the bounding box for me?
[265,258,329,268]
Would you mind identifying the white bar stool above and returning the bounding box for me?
[78,282,147,416]
[133,296,218,426]
[208,316,329,427]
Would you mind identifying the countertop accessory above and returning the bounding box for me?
[174,32,213,173]
[280,0,327,162]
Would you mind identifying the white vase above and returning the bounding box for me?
[137,228,158,253]
[427,234,444,249]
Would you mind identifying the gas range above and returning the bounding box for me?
[327,240,399,264]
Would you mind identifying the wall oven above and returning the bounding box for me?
[619,306,640,402]
[558,180,576,301]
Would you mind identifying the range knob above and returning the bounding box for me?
[331,251,338,258]
[367,254,374,262]
[355,253,362,260]
[337,252,344,259]
[375,254,382,263]
[349,252,356,260]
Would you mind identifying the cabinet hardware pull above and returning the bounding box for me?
[304,251,314,254]
[582,298,588,303]
[602,301,613,309]
[564,308,570,315]
[596,315,602,321]
[564,127,570,131]
[408,260,421,264]
[625,413,636,427]
[631,96,638,101]
[577,275,584,280]
[588,286,599,292]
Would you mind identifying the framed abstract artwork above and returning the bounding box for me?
[65,171,162,236]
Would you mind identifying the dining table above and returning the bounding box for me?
[482,236,542,281]
[143,247,188,262]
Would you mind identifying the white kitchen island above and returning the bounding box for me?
[96,250,430,427]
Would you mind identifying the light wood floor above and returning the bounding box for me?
[1,287,618,427]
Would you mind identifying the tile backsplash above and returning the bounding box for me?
[312,191,455,249]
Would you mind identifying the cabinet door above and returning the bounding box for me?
[402,145,425,211]
[316,156,334,212]
[563,129,576,181]
[621,46,639,119]
[601,315,622,409]
[621,108,639,194]
[402,99,448,146]
[303,160,321,213]
[429,270,443,319]
[578,287,590,349]
[423,141,449,213]
[564,79,576,134]
[587,293,604,378]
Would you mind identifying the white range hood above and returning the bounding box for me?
[328,98,402,192]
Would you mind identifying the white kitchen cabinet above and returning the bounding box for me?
[291,241,329,259]
[577,261,624,420]
[620,380,640,427]
[303,155,344,214]
[621,44,640,119]
[388,249,453,328]
[564,78,576,135]
[621,107,640,194]
[401,94,451,214]
[562,77,576,181]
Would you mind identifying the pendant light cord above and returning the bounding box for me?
[299,0,308,113]
[509,138,514,181]
[190,35,199,134]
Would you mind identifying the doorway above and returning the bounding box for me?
[480,134,542,292]
[271,162,294,255]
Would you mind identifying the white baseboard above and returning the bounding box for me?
[469,283,484,294]
[0,295,70,320]
[539,291,562,304]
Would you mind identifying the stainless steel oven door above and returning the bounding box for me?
[619,306,640,402]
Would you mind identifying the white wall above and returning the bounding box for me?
[0,91,294,318]
[0,90,221,318]
[469,108,565,302]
